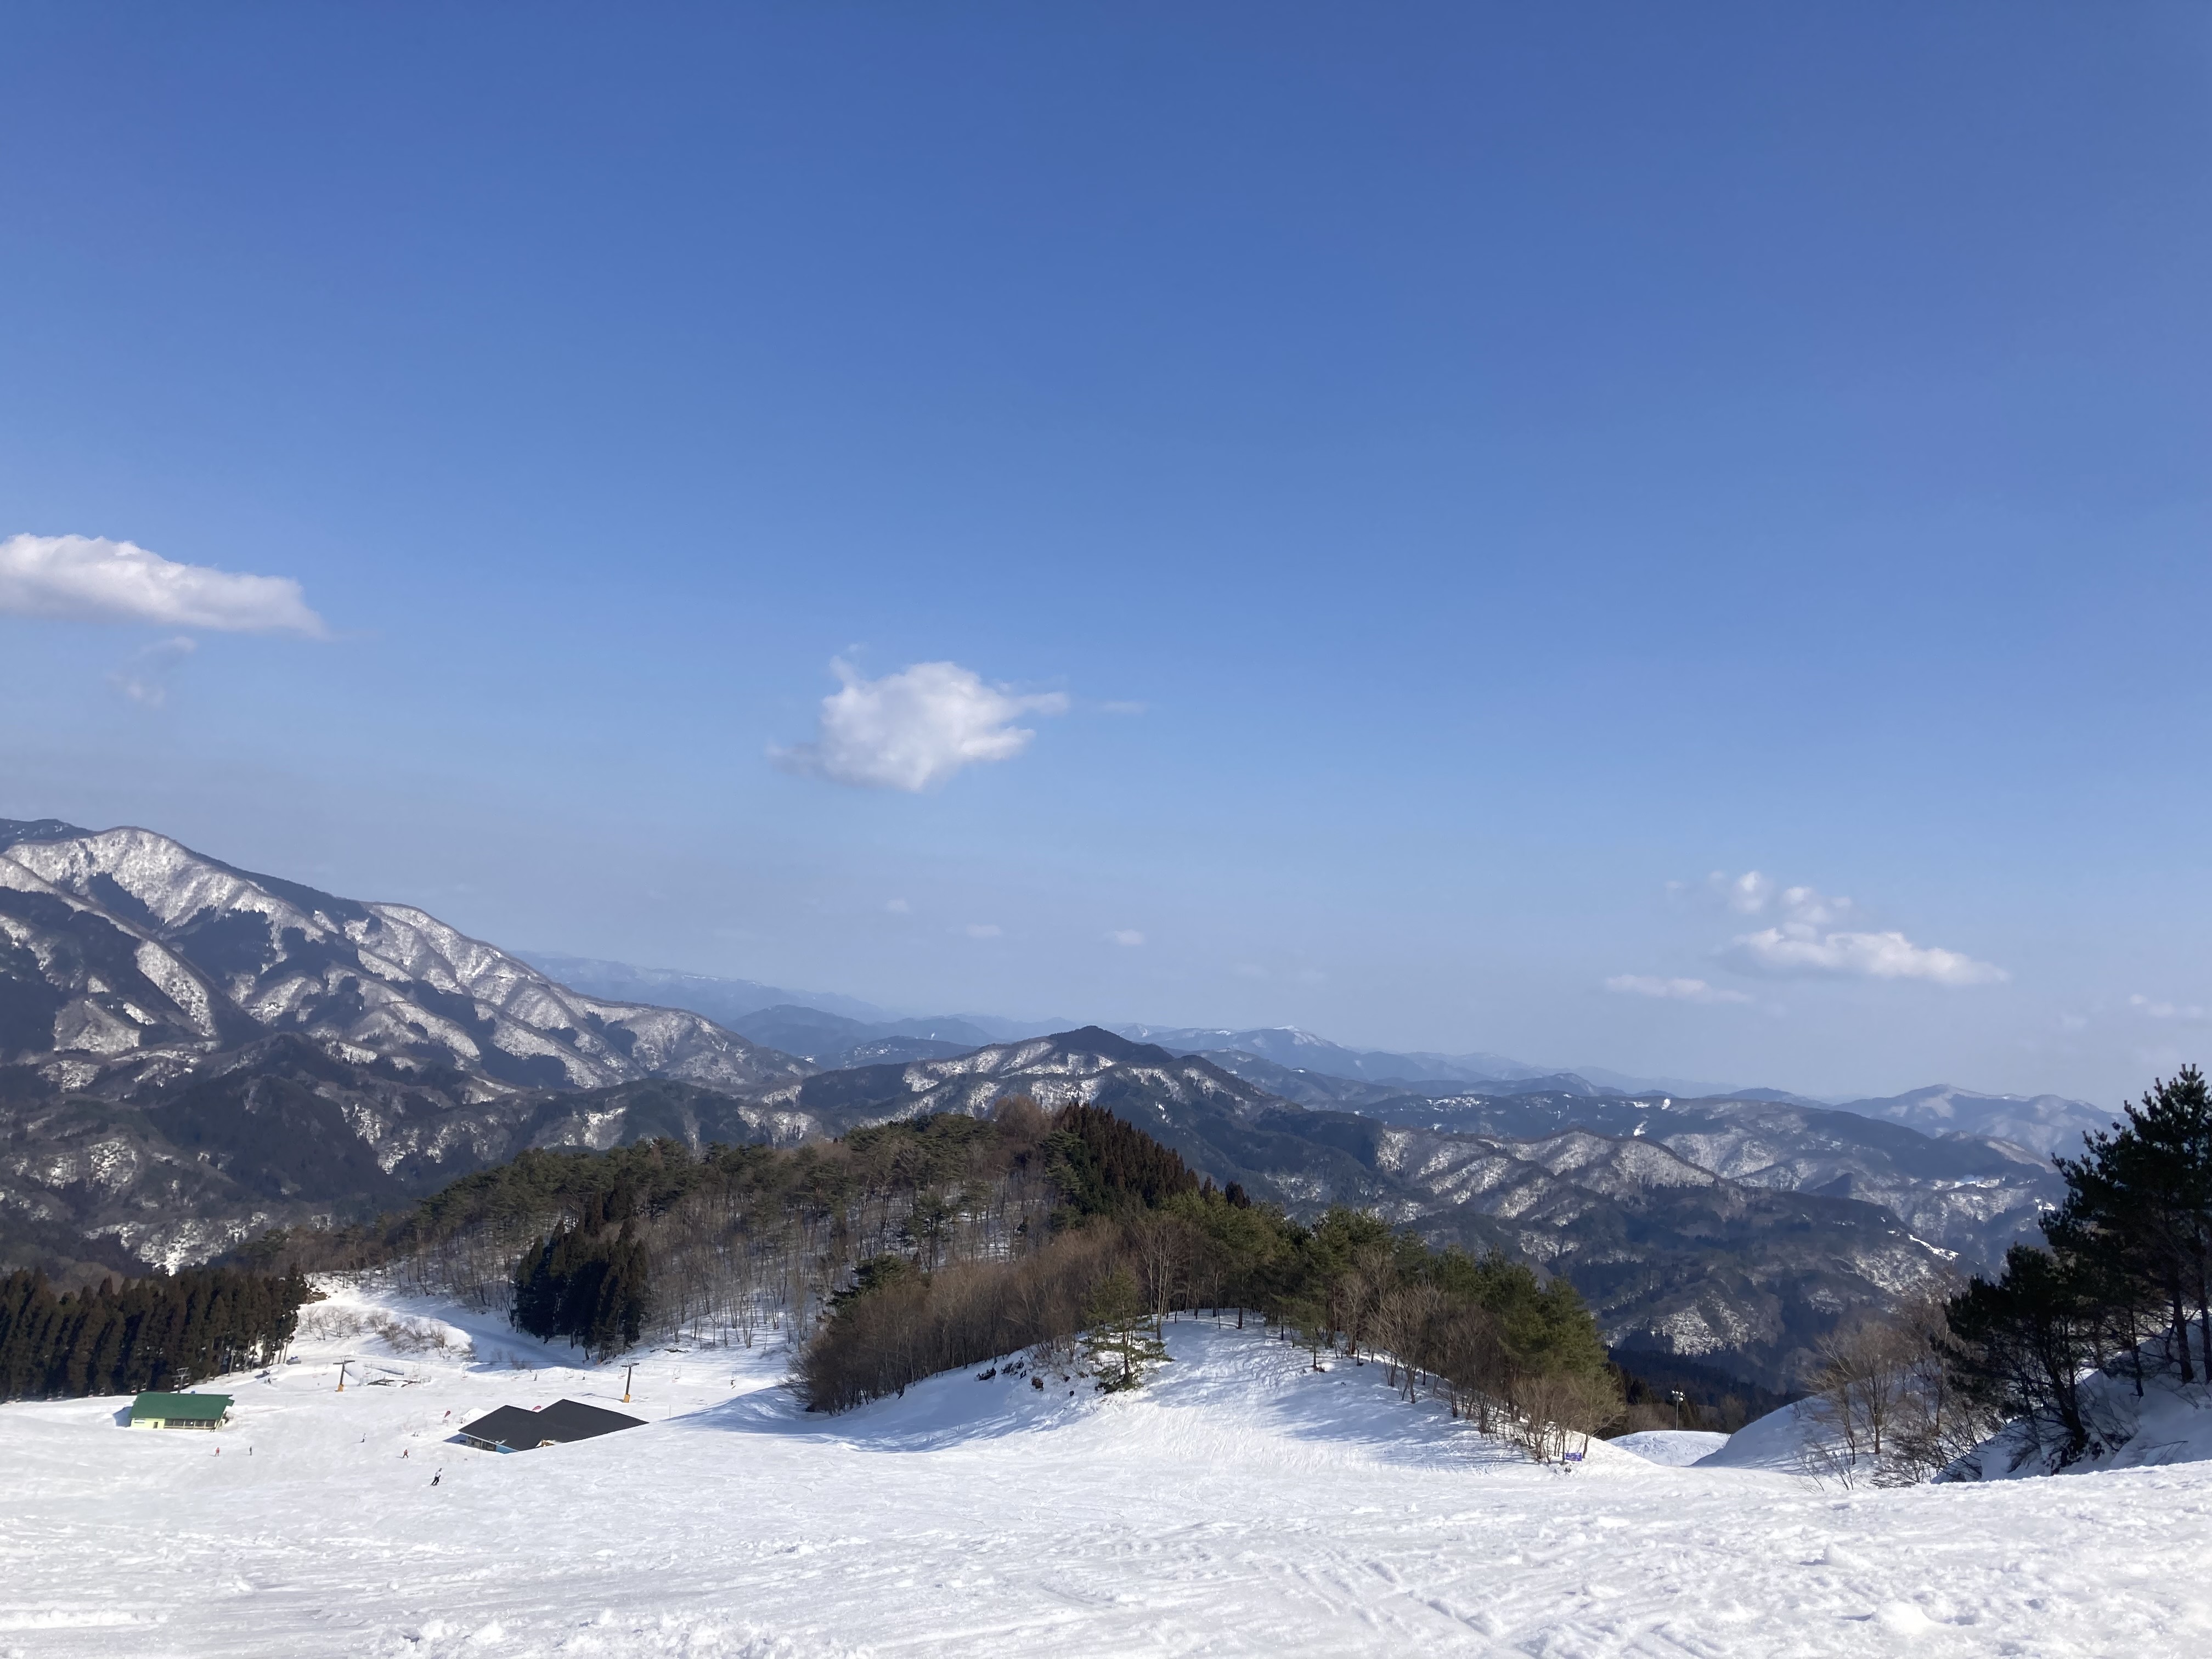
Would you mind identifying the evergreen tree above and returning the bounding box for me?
[0,1266,308,1402]
[510,1216,653,1361]
[1945,1245,2108,1465]
[1082,1268,1167,1391]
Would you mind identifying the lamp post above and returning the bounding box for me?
[337,1361,352,1393]
[622,1363,635,1404]
[1671,1389,1685,1430]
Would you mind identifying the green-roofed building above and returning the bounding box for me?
[128,1392,233,1430]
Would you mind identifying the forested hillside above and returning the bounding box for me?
[0,1263,313,1401]
[247,1098,1623,1440]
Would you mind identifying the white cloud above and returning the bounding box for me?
[1708,870,1776,914]
[1723,927,2006,985]
[1605,975,1753,1005]
[0,534,326,635]
[771,659,1066,791]
[109,635,196,707]
[964,923,1002,939]
[1106,929,1145,947]
[885,898,911,915]
[1699,870,2005,987]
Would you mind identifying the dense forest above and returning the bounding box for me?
[249,1098,1626,1454]
[0,1264,313,1401]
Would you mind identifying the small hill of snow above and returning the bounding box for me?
[1610,1429,1730,1466]
[1696,1399,1830,1472]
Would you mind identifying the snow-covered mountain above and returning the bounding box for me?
[1338,1088,2062,1270]
[1114,1024,1553,1085]
[752,1025,1278,1132]
[0,820,807,1098]
[1831,1084,2111,1158]
[0,818,2103,1392]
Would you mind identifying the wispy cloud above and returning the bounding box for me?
[1704,870,2006,986]
[772,659,1066,791]
[2131,994,2206,1023]
[1605,974,1753,1005]
[964,922,1002,939]
[885,898,912,915]
[1105,929,1145,946]
[0,533,326,635]
[109,635,196,706]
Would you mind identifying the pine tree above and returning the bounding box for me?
[2051,1066,2212,1380]
[1082,1268,1167,1392]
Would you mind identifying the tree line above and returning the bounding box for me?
[0,1264,313,1401]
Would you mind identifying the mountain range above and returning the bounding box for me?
[0,817,2120,1389]
[526,951,2116,1157]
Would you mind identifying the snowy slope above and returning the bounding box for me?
[1697,1398,1832,1472]
[1948,1357,2212,1482]
[6,1282,2212,1655]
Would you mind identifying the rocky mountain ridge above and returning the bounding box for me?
[0,820,808,1100]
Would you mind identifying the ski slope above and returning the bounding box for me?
[3,1278,2210,1656]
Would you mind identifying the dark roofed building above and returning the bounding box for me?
[457,1398,645,1453]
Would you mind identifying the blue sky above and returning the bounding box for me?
[3,4,2208,1101]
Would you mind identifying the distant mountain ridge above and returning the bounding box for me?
[517,953,893,1027]
[1827,1085,2112,1158]
[1109,1023,2108,1158]
[530,955,1072,1056]
[514,962,2113,1155]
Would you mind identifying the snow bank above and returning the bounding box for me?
[1951,1359,2212,1481]
[1696,1398,1830,1472]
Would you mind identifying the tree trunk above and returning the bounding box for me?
[2171,1280,2196,1384]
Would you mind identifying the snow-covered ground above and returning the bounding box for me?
[5,1278,2212,1656]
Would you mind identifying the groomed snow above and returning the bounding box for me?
[4,1278,2211,1655]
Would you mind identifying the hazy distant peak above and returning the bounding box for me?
[1831,1084,2111,1156]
